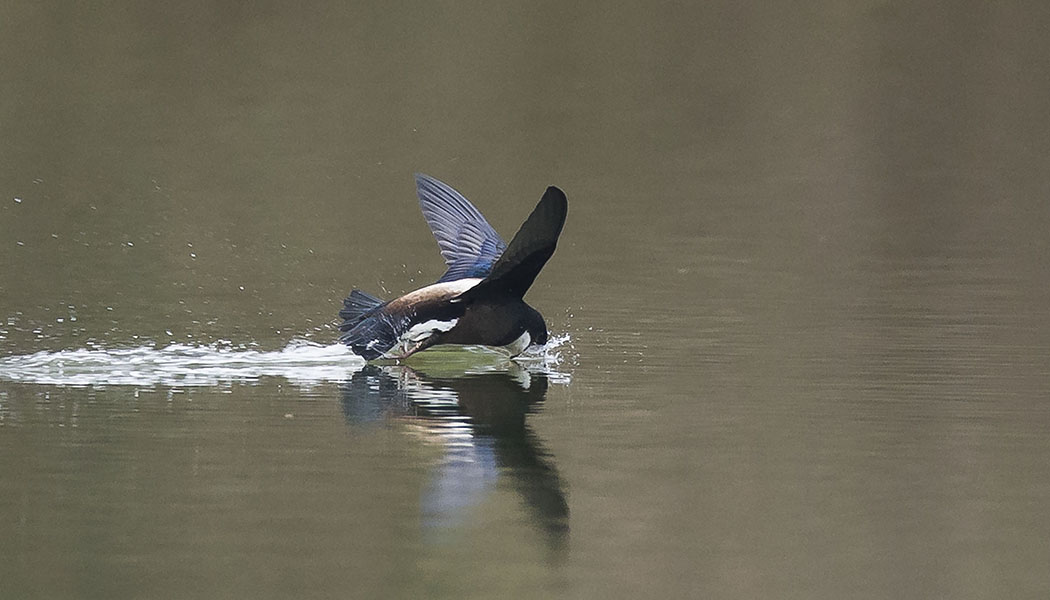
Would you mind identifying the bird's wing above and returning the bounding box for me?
[415,173,507,283]
[455,186,567,302]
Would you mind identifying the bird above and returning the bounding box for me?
[338,174,568,361]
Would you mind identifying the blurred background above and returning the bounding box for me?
[2,2,1049,598]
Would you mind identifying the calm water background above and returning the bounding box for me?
[3,2,1050,598]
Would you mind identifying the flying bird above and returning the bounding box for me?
[339,174,568,360]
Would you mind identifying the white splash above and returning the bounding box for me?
[0,333,575,388]
[516,332,575,384]
[0,340,363,388]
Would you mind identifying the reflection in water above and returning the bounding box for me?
[339,365,568,556]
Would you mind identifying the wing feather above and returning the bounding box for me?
[456,186,567,301]
[415,174,507,282]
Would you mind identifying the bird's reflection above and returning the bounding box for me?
[339,362,568,556]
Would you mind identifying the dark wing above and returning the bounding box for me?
[338,292,407,360]
[456,186,567,302]
[416,174,507,283]
[339,311,406,360]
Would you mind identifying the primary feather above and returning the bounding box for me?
[415,174,507,283]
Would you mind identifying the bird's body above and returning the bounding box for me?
[339,174,567,360]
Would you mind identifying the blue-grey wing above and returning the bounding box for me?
[415,174,507,283]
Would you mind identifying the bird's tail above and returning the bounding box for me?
[338,289,385,331]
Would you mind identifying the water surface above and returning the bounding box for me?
[2,2,1050,598]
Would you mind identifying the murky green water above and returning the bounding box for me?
[3,2,1050,598]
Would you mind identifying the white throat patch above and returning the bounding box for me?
[499,330,532,358]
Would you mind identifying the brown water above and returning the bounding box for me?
[3,2,1050,598]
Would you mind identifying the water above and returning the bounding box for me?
[3,2,1050,598]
